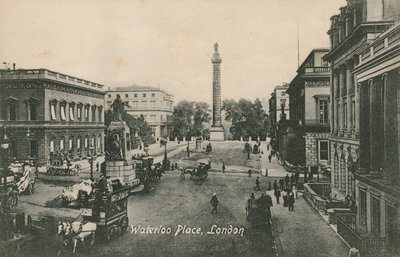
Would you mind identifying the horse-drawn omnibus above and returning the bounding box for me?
[81,186,130,241]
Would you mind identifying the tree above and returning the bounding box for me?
[171,100,211,139]
[222,98,269,140]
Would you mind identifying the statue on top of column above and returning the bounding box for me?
[110,95,130,121]
[214,42,219,53]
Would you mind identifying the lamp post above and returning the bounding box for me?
[161,138,168,170]
[186,129,190,157]
[1,126,11,190]
[88,144,96,181]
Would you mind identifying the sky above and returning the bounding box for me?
[0,0,345,105]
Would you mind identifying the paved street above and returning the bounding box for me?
[14,141,349,257]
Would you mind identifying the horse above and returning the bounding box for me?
[57,221,97,253]
[180,168,195,180]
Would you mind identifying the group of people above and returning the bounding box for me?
[273,174,298,211]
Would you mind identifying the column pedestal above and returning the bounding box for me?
[210,126,225,141]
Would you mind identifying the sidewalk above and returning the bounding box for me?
[268,191,350,257]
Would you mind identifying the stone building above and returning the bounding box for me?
[343,23,400,255]
[105,85,174,139]
[323,0,398,200]
[285,49,331,168]
[0,68,106,167]
[268,84,290,138]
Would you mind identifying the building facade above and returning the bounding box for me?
[347,23,400,254]
[106,85,174,139]
[0,69,106,167]
[286,49,331,167]
[324,0,398,200]
[268,84,290,138]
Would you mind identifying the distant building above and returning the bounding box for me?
[0,68,106,167]
[106,85,174,138]
[324,0,397,201]
[268,83,290,138]
[285,49,331,167]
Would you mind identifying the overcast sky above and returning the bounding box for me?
[0,0,345,104]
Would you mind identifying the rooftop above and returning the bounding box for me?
[0,68,105,93]
[107,84,172,96]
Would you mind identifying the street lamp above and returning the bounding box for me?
[161,138,168,170]
[186,129,190,157]
[1,126,11,190]
[88,144,96,181]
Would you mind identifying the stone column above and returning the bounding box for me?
[339,66,346,135]
[346,61,353,135]
[332,70,339,134]
[359,81,370,172]
[355,83,360,138]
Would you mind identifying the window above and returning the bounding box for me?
[351,99,355,128]
[319,100,328,124]
[98,107,102,122]
[125,94,129,98]
[60,139,64,151]
[9,103,17,121]
[344,102,347,128]
[60,105,66,120]
[30,140,38,158]
[92,106,96,122]
[50,102,57,120]
[371,196,381,236]
[50,140,54,153]
[91,137,95,149]
[319,141,329,161]
[143,93,146,97]
[97,136,101,150]
[69,138,73,150]
[77,138,81,153]
[134,94,137,97]
[108,94,111,98]
[84,137,88,151]
[69,104,75,121]
[359,189,367,227]
[77,105,82,121]
[84,106,89,121]
[151,93,155,97]
[29,102,37,121]
[336,100,340,128]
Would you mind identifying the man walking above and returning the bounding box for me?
[254,176,261,191]
[210,193,219,214]
[268,154,272,163]
[274,188,281,204]
[288,191,295,211]
[222,162,226,173]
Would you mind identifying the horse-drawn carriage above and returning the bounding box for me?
[0,169,18,213]
[180,161,210,181]
[47,153,81,176]
[57,186,130,254]
[245,193,274,250]
[60,180,93,208]
[133,156,164,183]
[13,162,36,195]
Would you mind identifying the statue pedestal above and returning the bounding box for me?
[105,121,139,189]
[210,126,225,141]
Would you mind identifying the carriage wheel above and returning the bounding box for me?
[119,217,129,236]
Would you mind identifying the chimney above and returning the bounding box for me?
[13,63,16,70]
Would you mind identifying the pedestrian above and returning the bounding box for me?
[288,191,295,211]
[279,178,284,191]
[222,162,226,173]
[292,185,298,199]
[274,188,281,204]
[210,193,219,214]
[254,176,261,191]
[250,193,255,200]
[273,180,278,190]
[282,189,288,207]
[284,174,290,188]
[248,169,252,177]
[268,154,272,163]
[294,172,299,185]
